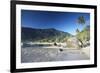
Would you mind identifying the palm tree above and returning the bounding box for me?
[76,16,86,48]
[76,28,80,33]
[77,16,85,25]
[76,16,86,34]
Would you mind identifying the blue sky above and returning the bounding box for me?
[21,10,90,35]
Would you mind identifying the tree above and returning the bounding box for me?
[77,16,85,25]
[76,16,86,34]
[76,28,80,33]
[76,16,86,48]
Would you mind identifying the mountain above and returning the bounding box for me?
[21,27,73,42]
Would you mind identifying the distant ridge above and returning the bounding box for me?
[21,27,73,42]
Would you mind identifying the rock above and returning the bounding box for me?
[67,37,79,49]
[59,49,63,52]
[54,42,57,46]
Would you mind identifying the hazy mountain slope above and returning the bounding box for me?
[21,27,73,42]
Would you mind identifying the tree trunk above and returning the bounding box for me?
[78,39,84,48]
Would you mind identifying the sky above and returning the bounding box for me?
[21,10,90,35]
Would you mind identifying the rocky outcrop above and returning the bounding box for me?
[66,37,80,49]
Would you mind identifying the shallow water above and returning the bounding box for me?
[21,46,89,63]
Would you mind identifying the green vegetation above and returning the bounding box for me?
[21,16,90,49]
[65,25,90,49]
[75,16,90,48]
[76,25,90,48]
